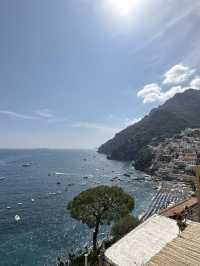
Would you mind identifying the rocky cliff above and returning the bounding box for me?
[98,89,200,171]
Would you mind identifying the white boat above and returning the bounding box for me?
[48,172,65,176]
[144,174,152,181]
[14,215,21,221]
[48,192,57,196]
[54,172,65,176]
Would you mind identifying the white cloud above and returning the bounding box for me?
[47,117,68,123]
[35,109,54,118]
[161,86,190,101]
[0,110,37,120]
[125,117,142,126]
[0,109,67,123]
[137,83,162,103]
[190,76,200,90]
[72,121,119,133]
[35,109,70,123]
[137,85,192,104]
[163,64,195,84]
[137,63,200,104]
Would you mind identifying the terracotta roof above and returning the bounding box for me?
[160,197,198,218]
[145,222,200,266]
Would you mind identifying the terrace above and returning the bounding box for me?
[103,215,200,266]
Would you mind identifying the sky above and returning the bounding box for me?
[0,0,200,149]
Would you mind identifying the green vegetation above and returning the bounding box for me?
[111,214,139,241]
[67,186,134,251]
[134,146,154,172]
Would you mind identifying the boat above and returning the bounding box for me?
[0,176,6,181]
[68,183,75,187]
[123,173,131,177]
[22,162,32,167]
[48,172,65,176]
[110,176,118,181]
[133,177,145,181]
[48,192,57,196]
[14,215,21,222]
[144,174,153,181]
[152,185,158,190]
[54,172,65,176]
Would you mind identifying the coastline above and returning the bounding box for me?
[102,154,195,223]
[141,180,193,222]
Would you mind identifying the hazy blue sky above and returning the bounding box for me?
[0,0,200,148]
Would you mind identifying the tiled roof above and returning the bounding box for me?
[146,222,200,265]
[159,196,198,218]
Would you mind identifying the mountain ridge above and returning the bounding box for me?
[98,89,200,171]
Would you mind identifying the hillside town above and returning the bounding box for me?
[100,129,200,266]
[138,128,200,221]
[150,128,200,182]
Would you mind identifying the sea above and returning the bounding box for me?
[0,149,156,266]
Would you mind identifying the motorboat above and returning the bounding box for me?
[22,162,32,167]
[14,215,21,222]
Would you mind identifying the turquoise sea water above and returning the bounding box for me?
[0,149,155,266]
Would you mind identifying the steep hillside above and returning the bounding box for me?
[98,89,200,170]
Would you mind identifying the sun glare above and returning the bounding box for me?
[107,0,140,17]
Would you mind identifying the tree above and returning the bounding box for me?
[111,214,139,241]
[67,186,134,251]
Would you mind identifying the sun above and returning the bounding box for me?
[106,0,140,17]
